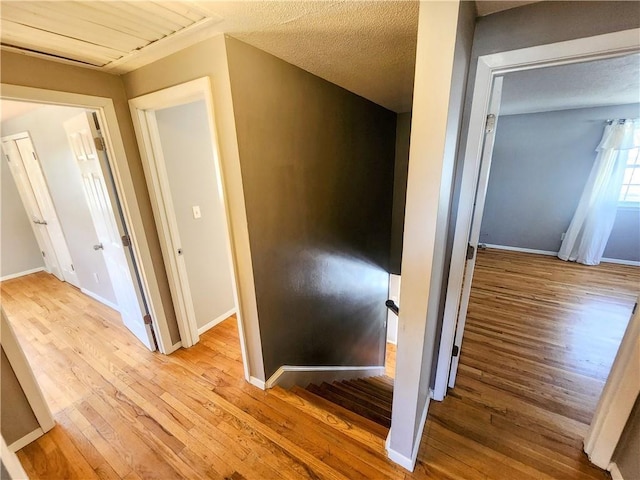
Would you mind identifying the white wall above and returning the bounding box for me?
[0,155,43,278]
[1,105,116,304]
[155,100,236,331]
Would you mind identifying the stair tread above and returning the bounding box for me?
[327,382,392,414]
[290,386,389,439]
[310,383,391,428]
[344,379,393,402]
[364,376,394,392]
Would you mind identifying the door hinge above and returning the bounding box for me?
[452,345,460,357]
[94,137,105,151]
[143,314,153,325]
[71,264,75,272]
[121,234,131,247]
[633,302,638,315]
[485,114,496,134]
[32,151,38,161]
[466,244,475,260]
[41,251,45,257]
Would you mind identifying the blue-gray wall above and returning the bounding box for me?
[479,103,640,262]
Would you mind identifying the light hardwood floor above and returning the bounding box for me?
[2,249,637,479]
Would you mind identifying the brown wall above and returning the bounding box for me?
[225,38,397,378]
[390,112,412,275]
[0,51,180,344]
[0,347,39,445]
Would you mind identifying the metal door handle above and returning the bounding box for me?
[93,243,104,251]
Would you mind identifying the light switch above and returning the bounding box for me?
[192,205,201,219]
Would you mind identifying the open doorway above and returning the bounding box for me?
[1,100,157,351]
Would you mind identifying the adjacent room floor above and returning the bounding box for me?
[2,249,637,479]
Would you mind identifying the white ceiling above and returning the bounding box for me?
[500,54,640,116]
[0,100,43,122]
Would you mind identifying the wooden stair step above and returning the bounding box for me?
[327,382,393,415]
[290,386,390,439]
[344,378,393,403]
[308,383,391,428]
[365,376,394,391]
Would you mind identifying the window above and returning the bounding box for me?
[619,147,640,206]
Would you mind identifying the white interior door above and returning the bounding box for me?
[447,76,504,388]
[1,135,78,286]
[64,112,156,351]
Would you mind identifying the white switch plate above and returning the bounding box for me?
[192,205,201,219]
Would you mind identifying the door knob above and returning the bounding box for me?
[93,243,104,251]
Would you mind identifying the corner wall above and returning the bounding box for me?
[225,37,396,379]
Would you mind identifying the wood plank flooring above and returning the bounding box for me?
[2,249,637,479]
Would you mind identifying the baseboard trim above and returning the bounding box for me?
[197,308,237,335]
[484,244,640,266]
[164,341,183,355]
[265,365,386,389]
[608,462,624,480]
[1,267,45,282]
[386,396,430,472]
[249,376,266,390]
[8,427,45,452]
[81,288,119,311]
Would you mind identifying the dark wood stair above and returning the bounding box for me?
[304,376,394,429]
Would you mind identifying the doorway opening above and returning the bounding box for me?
[1,99,157,351]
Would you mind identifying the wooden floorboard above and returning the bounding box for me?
[2,250,635,479]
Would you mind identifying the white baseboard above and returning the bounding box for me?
[81,288,119,311]
[386,396,430,472]
[0,267,45,282]
[265,365,386,389]
[197,308,236,335]
[249,376,266,390]
[8,427,45,452]
[608,462,625,480]
[483,244,557,256]
[484,244,640,267]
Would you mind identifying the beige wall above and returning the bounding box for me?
[614,395,640,480]
[1,51,180,344]
[123,35,265,380]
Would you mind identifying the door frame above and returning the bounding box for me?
[433,28,640,401]
[1,84,175,354]
[128,77,250,379]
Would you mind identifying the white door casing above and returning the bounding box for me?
[63,112,156,351]
[1,133,79,287]
[435,28,640,401]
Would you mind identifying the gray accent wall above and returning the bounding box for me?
[613,395,640,480]
[390,112,411,275]
[155,100,236,330]
[480,104,640,261]
[0,149,43,278]
[0,347,39,446]
[1,105,117,302]
[226,37,396,379]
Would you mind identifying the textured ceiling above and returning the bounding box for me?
[475,1,542,17]
[501,54,640,116]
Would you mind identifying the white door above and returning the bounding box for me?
[1,134,79,287]
[447,76,504,388]
[64,112,156,351]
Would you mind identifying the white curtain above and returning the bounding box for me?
[558,119,640,265]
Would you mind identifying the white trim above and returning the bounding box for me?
[80,288,120,311]
[386,396,430,472]
[197,308,237,335]
[608,462,625,480]
[8,427,44,452]
[0,84,173,354]
[438,28,640,399]
[265,365,386,390]
[584,298,639,469]
[483,244,640,266]
[1,434,29,479]
[249,376,266,390]
[1,309,55,433]
[163,341,183,355]
[0,267,45,282]
[129,77,250,380]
